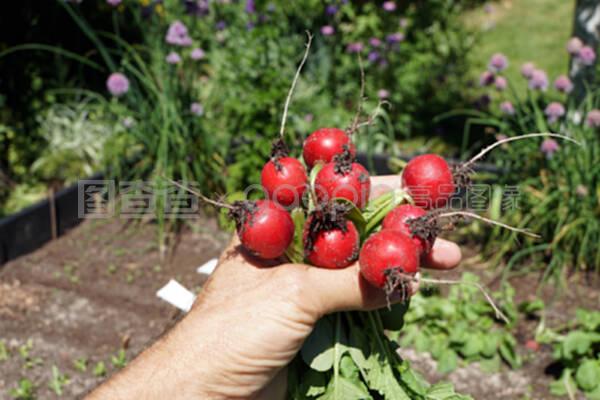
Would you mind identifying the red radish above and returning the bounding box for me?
[304,218,359,269]
[314,146,370,209]
[261,153,307,207]
[359,230,420,290]
[382,204,431,254]
[402,154,454,209]
[234,199,295,259]
[303,128,356,169]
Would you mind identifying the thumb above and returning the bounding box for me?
[303,263,419,315]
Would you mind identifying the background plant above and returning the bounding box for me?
[394,272,521,374]
[460,48,600,279]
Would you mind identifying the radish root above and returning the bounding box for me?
[420,277,510,324]
[279,31,313,139]
[461,133,582,171]
[436,211,540,238]
[162,177,234,210]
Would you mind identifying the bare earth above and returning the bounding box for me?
[0,217,596,399]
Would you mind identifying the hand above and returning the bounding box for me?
[88,176,461,400]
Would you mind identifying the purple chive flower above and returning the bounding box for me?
[578,46,596,66]
[399,17,409,28]
[107,0,122,6]
[567,37,583,55]
[383,1,396,11]
[326,4,338,15]
[166,51,182,64]
[190,48,205,60]
[122,116,135,128]
[245,0,255,14]
[494,76,507,91]
[321,25,335,36]
[500,101,515,116]
[585,109,600,128]
[185,0,210,17]
[304,113,314,123]
[545,102,565,123]
[554,75,573,93]
[216,20,227,30]
[529,69,548,91]
[368,51,380,62]
[488,53,508,73]
[540,138,559,158]
[377,89,390,99]
[386,32,405,44]
[346,42,363,53]
[166,20,193,46]
[369,37,382,47]
[479,71,495,87]
[521,62,535,79]
[106,73,130,96]
[190,102,204,116]
[496,133,508,141]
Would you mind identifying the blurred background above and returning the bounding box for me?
[1,1,599,399]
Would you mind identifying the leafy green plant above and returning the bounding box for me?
[541,308,600,399]
[73,357,88,373]
[9,378,36,400]
[48,365,70,396]
[456,50,600,277]
[397,273,521,374]
[93,361,107,377]
[111,349,127,369]
[0,339,9,361]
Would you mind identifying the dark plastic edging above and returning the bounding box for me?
[0,172,103,266]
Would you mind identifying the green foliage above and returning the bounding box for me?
[543,309,600,398]
[0,339,9,362]
[9,378,36,400]
[290,312,472,400]
[397,273,520,374]
[93,361,107,377]
[473,87,600,277]
[110,349,128,369]
[48,365,70,396]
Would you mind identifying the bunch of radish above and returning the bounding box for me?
[168,33,580,399]
[169,33,578,303]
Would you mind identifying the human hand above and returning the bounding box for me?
[88,175,461,400]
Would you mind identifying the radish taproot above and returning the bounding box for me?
[382,204,430,254]
[359,230,420,293]
[261,141,307,207]
[314,146,370,209]
[233,200,295,259]
[303,128,356,169]
[303,207,359,269]
[401,154,455,210]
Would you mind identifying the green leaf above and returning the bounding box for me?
[304,370,328,397]
[397,364,429,396]
[562,331,600,359]
[339,354,360,380]
[335,198,366,235]
[437,349,459,374]
[319,376,371,400]
[479,355,501,373]
[498,336,522,369]
[427,382,466,400]
[302,317,335,372]
[586,384,600,400]
[286,208,306,263]
[575,359,600,392]
[550,369,576,397]
[481,334,499,358]
[458,334,483,358]
[364,352,410,400]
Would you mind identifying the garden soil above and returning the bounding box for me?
[0,217,595,399]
